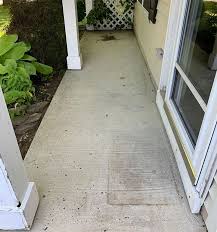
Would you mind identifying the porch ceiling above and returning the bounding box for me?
[23,31,205,232]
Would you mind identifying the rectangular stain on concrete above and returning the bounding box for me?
[108,129,180,205]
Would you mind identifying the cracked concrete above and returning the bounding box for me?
[23,31,206,232]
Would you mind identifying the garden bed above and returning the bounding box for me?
[1,0,86,158]
[12,71,64,158]
[0,0,66,158]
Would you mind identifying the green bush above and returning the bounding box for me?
[0,6,11,36]
[0,34,53,109]
[198,1,217,53]
[87,0,112,25]
[6,0,67,71]
[77,0,86,22]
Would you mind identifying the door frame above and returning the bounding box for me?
[156,0,217,213]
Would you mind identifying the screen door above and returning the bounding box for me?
[165,0,217,183]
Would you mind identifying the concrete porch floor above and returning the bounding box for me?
[24,31,206,232]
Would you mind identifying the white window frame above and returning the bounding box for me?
[157,0,217,213]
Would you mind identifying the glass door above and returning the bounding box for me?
[165,0,217,183]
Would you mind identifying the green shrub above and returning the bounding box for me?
[77,0,86,22]
[0,6,11,36]
[87,0,112,25]
[6,0,67,71]
[0,34,53,110]
[198,1,217,53]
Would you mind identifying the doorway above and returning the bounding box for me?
[157,0,217,212]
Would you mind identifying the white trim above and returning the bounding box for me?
[0,89,29,203]
[156,91,202,213]
[197,124,217,200]
[67,54,83,70]
[158,0,217,212]
[62,0,82,70]
[166,98,194,160]
[0,182,39,230]
[0,87,39,230]
[175,63,207,112]
[164,0,188,101]
[161,0,217,178]
[159,0,187,90]
[195,73,217,193]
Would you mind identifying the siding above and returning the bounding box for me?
[134,0,171,87]
[202,173,217,232]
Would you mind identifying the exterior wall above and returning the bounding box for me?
[202,173,217,232]
[134,0,171,88]
[134,2,217,231]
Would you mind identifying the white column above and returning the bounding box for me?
[0,88,39,230]
[62,0,82,70]
[208,34,217,70]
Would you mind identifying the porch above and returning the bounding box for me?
[23,31,205,231]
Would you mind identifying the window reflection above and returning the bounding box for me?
[178,0,217,103]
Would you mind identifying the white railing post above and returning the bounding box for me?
[62,0,82,69]
[0,88,39,230]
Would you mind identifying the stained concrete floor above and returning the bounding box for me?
[24,31,206,232]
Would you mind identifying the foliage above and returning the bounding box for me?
[6,0,67,71]
[87,0,134,26]
[200,2,217,35]
[118,0,134,15]
[0,6,11,36]
[77,0,86,22]
[197,1,217,53]
[87,0,112,25]
[0,34,53,110]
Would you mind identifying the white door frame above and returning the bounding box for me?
[157,0,217,213]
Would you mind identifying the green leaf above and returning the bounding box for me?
[21,54,37,62]
[25,43,31,52]
[1,42,30,61]
[18,61,36,75]
[4,90,31,105]
[0,34,18,56]
[33,62,53,75]
[4,59,17,73]
[17,67,30,80]
[0,64,7,74]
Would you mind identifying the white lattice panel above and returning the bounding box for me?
[93,0,134,30]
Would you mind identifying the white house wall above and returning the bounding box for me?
[134,0,171,88]
[134,0,217,230]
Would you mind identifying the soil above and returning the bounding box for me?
[12,71,64,159]
[12,30,85,159]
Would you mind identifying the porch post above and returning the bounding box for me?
[0,88,39,230]
[62,0,82,70]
